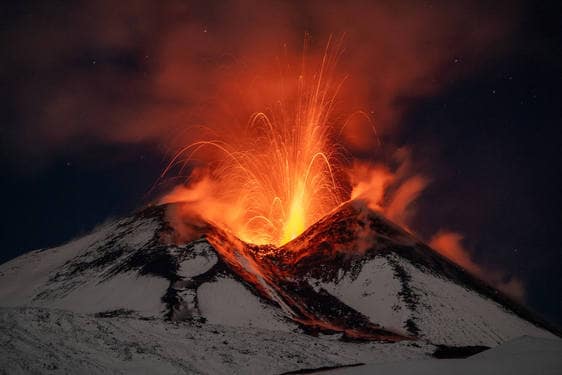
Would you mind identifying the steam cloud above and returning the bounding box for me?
[430,231,525,301]
[6,0,514,157]
[5,1,522,296]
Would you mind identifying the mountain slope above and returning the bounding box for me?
[0,200,559,373]
[266,201,559,345]
[320,336,562,375]
[0,205,296,333]
[0,306,432,374]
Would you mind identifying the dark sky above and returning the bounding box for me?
[1,1,561,327]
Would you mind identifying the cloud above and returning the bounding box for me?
[430,230,526,301]
[4,0,516,159]
[350,147,429,229]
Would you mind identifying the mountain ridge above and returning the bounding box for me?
[0,200,558,343]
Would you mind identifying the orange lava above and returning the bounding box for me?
[158,39,429,248]
[160,39,348,246]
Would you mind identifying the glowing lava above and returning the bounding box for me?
[282,183,306,244]
[160,39,348,246]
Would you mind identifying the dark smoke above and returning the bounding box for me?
[4,0,516,159]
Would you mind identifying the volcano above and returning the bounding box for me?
[0,201,560,374]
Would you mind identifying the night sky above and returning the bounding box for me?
[2,1,561,327]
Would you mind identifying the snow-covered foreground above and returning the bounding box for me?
[0,307,432,375]
[323,336,562,375]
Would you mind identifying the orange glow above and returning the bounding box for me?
[430,231,526,301]
[159,41,436,247]
[160,39,347,246]
[155,34,522,304]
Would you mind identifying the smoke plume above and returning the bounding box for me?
[3,0,522,292]
[430,230,525,301]
[5,0,514,158]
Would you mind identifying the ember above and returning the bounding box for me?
[159,38,429,248]
[160,38,349,246]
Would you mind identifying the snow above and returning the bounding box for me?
[310,253,555,346]
[118,219,159,248]
[44,272,167,317]
[0,306,432,375]
[197,277,295,332]
[0,221,118,307]
[177,242,217,278]
[323,336,562,375]
[312,256,410,335]
[0,216,168,317]
[397,255,557,346]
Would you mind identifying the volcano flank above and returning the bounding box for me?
[0,200,559,374]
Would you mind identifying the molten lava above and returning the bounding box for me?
[160,40,348,246]
[159,39,430,249]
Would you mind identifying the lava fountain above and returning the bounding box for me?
[160,39,353,246]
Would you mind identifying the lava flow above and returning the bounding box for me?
[202,205,411,342]
[160,39,350,247]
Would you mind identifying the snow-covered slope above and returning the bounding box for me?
[310,253,551,346]
[322,336,562,375]
[0,201,559,373]
[0,306,432,375]
[0,206,294,331]
[0,210,167,317]
[274,201,559,345]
